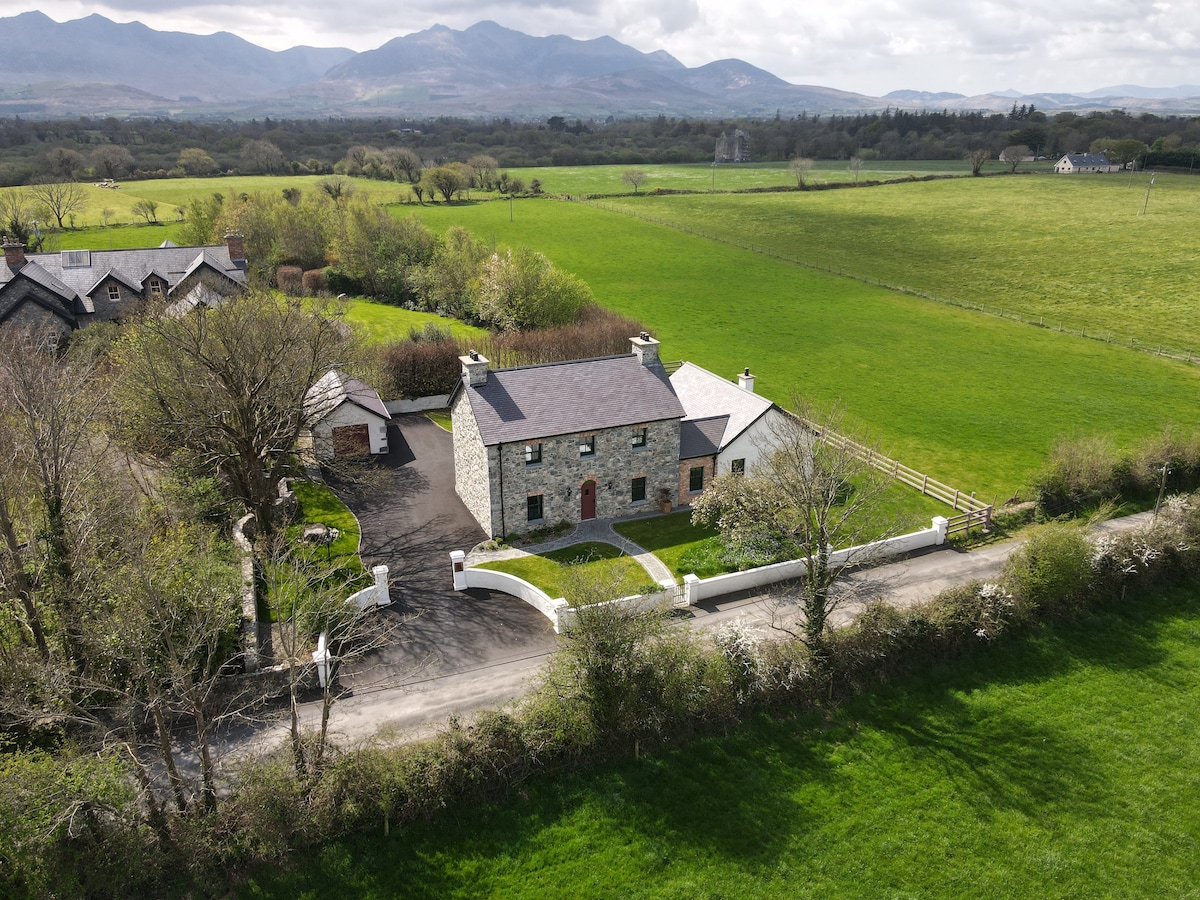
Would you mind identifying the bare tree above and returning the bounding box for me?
[848,155,864,184]
[90,145,135,180]
[467,154,499,190]
[118,290,352,530]
[1001,144,1029,173]
[239,139,287,175]
[967,148,990,177]
[383,146,423,184]
[692,398,896,662]
[788,156,815,187]
[29,179,88,229]
[131,198,159,224]
[621,169,648,193]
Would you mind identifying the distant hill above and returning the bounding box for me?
[0,10,354,104]
[2,13,1199,119]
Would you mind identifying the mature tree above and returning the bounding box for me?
[383,146,423,184]
[0,189,40,248]
[331,200,437,302]
[1000,144,1029,173]
[43,147,85,180]
[131,198,159,224]
[29,179,88,229]
[239,138,287,175]
[90,144,135,180]
[622,169,648,193]
[1091,137,1149,168]
[788,156,815,187]
[691,399,896,663]
[406,225,489,319]
[476,247,593,331]
[467,154,499,190]
[116,290,351,529]
[180,191,224,245]
[177,147,219,176]
[423,165,465,203]
[966,148,990,176]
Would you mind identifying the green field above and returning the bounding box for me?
[246,582,1200,898]
[341,299,489,346]
[411,194,1200,502]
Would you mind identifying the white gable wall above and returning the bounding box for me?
[716,407,787,475]
[310,400,390,460]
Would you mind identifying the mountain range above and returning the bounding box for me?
[2,12,1198,119]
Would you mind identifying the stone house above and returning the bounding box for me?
[0,233,247,338]
[451,335,685,537]
[450,334,784,537]
[304,369,392,459]
[1054,152,1111,174]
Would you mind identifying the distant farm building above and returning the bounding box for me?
[715,130,751,163]
[1054,153,1112,174]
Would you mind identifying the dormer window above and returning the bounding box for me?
[579,435,595,457]
[632,426,647,449]
[524,443,542,465]
[107,285,121,302]
[148,278,163,297]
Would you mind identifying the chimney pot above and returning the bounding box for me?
[3,237,27,271]
[630,333,660,367]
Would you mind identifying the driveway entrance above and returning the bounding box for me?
[330,414,559,694]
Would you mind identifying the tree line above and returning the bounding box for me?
[3,107,1200,186]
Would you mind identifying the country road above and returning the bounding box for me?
[230,510,1155,759]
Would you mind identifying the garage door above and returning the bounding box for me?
[332,424,370,456]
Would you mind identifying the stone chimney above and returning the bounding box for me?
[224,232,246,270]
[2,237,26,271]
[460,350,489,387]
[737,367,756,393]
[630,332,660,367]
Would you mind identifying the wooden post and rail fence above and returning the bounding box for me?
[807,420,993,536]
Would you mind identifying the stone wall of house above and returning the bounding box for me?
[678,455,716,507]
[451,388,494,534]
[496,418,680,534]
[0,281,75,337]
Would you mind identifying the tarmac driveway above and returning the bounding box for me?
[329,414,559,694]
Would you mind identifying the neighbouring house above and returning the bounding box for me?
[0,233,247,338]
[1054,153,1112,174]
[715,129,751,163]
[670,361,787,504]
[304,369,392,460]
[450,334,782,536]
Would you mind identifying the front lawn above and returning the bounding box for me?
[476,541,658,604]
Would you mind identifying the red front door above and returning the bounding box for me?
[581,480,596,520]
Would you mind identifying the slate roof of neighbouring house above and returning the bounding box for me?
[1059,153,1110,167]
[459,354,686,446]
[679,415,728,459]
[0,244,246,306]
[305,369,391,424]
[669,361,775,450]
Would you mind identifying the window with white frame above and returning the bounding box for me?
[107,285,121,302]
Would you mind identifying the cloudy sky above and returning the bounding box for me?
[16,1,1200,97]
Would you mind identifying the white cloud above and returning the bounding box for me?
[14,0,1200,96]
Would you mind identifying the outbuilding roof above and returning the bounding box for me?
[460,354,686,446]
[305,369,391,424]
[679,415,728,459]
[669,361,775,450]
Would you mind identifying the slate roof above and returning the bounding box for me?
[669,361,775,450]
[1059,152,1110,167]
[305,369,391,424]
[0,244,246,305]
[461,354,686,446]
[679,415,728,459]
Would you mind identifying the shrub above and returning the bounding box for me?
[378,338,463,399]
[1002,521,1096,616]
[275,265,303,295]
[302,268,328,294]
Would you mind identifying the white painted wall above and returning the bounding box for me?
[311,401,390,459]
[458,566,569,632]
[716,407,788,476]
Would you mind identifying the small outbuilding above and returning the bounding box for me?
[305,369,391,460]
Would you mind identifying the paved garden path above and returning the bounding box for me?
[467,517,678,589]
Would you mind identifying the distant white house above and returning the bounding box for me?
[305,369,391,460]
[1054,152,1112,174]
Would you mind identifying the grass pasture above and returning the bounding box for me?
[247,582,1200,898]
[476,542,658,604]
[412,194,1200,502]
